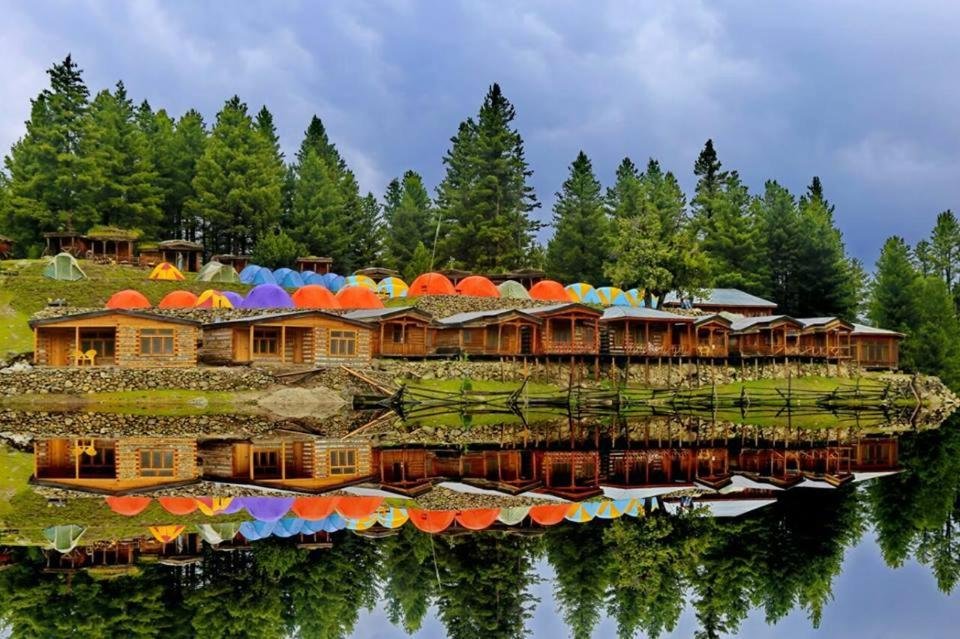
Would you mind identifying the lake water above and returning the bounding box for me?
[2,406,959,638]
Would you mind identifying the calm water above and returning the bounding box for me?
[2,408,959,638]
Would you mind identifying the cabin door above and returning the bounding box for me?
[46,439,73,477]
[233,443,251,478]
[233,329,251,362]
[291,330,304,364]
[47,329,73,366]
[519,326,534,355]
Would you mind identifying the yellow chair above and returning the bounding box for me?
[73,350,87,366]
[84,349,98,366]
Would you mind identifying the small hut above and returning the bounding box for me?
[295,256,334,274]
[157,240,204,272]
[84,226,141,263]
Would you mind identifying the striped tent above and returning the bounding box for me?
[148,262,185,281]
[149,524,186,543]
[344,274,377,291]
[595,286,624,306]
[565,282,601,304]
[612,288,643,307]
[565,502,600,523]
[596,499,632,519]
[195,497,234,516]
[195,289,234,308]
[377,507,409,529]
[377,277,409,298]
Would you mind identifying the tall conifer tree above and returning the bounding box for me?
[384,170,434,269]
[546,151,608,283]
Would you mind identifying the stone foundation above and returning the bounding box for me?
[0,366,276,396]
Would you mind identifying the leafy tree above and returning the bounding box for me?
[252,228,305,269]
[1,55,91,252]
[545,151,609,284]
[186,96,282,255]
[384,170,434,269]
[436,83,541,271]
[79,81,163,235]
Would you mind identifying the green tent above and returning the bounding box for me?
[195,522,242,546]
[197,261,240,283]
[43,524,86,553]
[497,279,530,300]
[42,252,86,281]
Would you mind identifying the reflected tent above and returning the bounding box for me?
[43,525,86,553]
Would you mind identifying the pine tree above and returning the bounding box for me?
[186,96,282,255]
[78,81,163,234]
[691,139,726,222]
[170,110,207,240]
[403,241,432,282]
[384,170,434,269]
[755,180,804,314]
[436,83,540,270]
[697,170,764,292]
[910,276,960,387]
[289,147,346,262]
[2,55,91,251]
[546,151,608,283]
[929,210,960,292]
[606,157,641,220]
[869,236,920,336]
[342,192,383,270]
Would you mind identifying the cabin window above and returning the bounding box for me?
[551,322,572,343]
[253,328,280,355]
[329,449,357,475]
[391,325,404,343]
[863,341,889,362]
[485,327,499,350]
[330,330,357,356]
[253,448,281,477]
[140,450,175,477]
[80,330,116,361]
[78,442,116,478]
[139,329,175,355]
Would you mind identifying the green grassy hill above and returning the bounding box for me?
[0,259,251,356]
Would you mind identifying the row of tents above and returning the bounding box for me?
[105,283,385,310]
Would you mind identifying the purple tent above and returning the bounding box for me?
[223,291,244,307]
[239,520,276,540]
[240,284,295,309]
[241,496,295,522]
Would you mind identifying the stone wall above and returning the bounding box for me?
[0,365,275,396]
[116,438,197,480]
[115,325,198,368]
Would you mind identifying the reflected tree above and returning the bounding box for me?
[380,525,438,633]
[544,521,612,639]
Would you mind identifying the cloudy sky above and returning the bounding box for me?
[2,0,958,265]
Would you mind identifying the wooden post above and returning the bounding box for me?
[280,441,286,480]
[74,439,80,479]
[280,326,286,363]
[248,326,254,361]
[249,446,254,481]
[379,323,385,355]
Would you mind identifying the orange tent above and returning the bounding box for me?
[106,495,152,516]
[105,289,151,309]
[408,508,456,533]
[335,286,384,309]
[334,496,384,520]
[455,508,501,530]
[158,496,199,516]
[158,290,199,308]
[149,524,185,543]
[528,280,569,302]
[292,285,341,309]
[291,496,337,520]
[455,275,500,298]
[408,272,456,297]
[529,503,570,525]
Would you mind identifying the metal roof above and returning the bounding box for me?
[663,288,777,309]
[203,309,370,329]
[525,302,601,316]
[343,306,428,322]
[29,309,201,328]
[851,323,905,337]
[729,315,802,332]
[437,308,539,326]
[601,307,693,322]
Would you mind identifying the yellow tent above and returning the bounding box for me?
[149,262,185,281]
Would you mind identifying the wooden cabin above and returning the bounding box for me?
[200,310,374,367]
[201,436,373,492]
[0,234,14,259]
[695,448,732,489]
[851,324,903,369]
[346,307,435,357]
[32,437,198,493]
[434,309,540,357]
[211,254,251,272]
[354,266,398,280]
[534,451,602,499]
[601,307,696,357]
[375,448,540,496]
[460,450,540,494]
[487,268,546,289]
[662,288,778,317]
[30,310,200,368]
[852,438,899,472]
[296,256,334,274]
[735,448,804,488]
[43,231,89,257]
[606,449,697,487]
[797,317,854,359]
[142,240,204,272]
[84,228,139,263]
[694,315,732,357]
[527,303,601,356]
[376,448,436,495]
[798,446,853,486]
[729,316,803,358]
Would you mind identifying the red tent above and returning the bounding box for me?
[105,495,152,516]
[291,496,337,520]
[292,285,341,309]
[408,272,456,297]
[408,508,456,533]
[158,290,199,308]
[105,289,151,309]
[455,508,501,530]
[528,280,569,302]
[334,496,384,520]
[454,276,500,298]
[158,496,199,516]
[335,286,384,309]
[529,503,570,525]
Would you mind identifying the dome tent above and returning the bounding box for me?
[528,280,569,302]
[408,272,456,296]
[272,267,294,282]
[612,288,643,307]
[148,262,185,281]
[239,264,263,283]
[222,291,245,307]
[565,282,601,304]
[322,272,346,292]
[277,270,305,289]
[292,285,341,309]
[344,274,377,290]
[455,275,500,298]
[241,284,295,309]
[336,286,384,309]
[250,269,277,286]
[195,289,234,308]
[106,289,151,309]
[197,261,240,283]
[158,290,199,308]
[43,252,86,281]
[377,277,408,299]
[496,280,530,300]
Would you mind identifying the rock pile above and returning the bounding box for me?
[0,366,275,395]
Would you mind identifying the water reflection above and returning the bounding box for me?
[1,408,959,638]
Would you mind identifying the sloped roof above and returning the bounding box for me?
[344,307,432,322]
[797,317,854,330]
[158,239,203,250]
[729,315,803,332]
[30,309,200,328]
[437,308,541,326]
[601,307,693,322]
[852,323,905,337]
[203,309,370,329]
[663,288,777,309]
[525,302,601,317]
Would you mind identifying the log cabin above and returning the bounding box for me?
[459,449,540,494]
[42,231,89,257]
[137,240,204,272]
[735,448,804,488]
[376,448,436,496]
[434,308,541,357]
[729,315,804,358]
[851,324,903,369]
[797,317,854,359]
[199,310,374,367]
[852,438,899,474]
[601,307,696,357]
[533,451,602,499]
[210,254,251,272]
[345,307,436,357]
[295,256,334,274]
[798,446,854,486]
[606,449,697,488]
[0,234,13,259]
[83,228,139,263]
[694,315,732,358]
[375,448,541,496]
[30,310,200,368]
[32,437,199,493]
[200,436,374,492]
[527,303,602,356]
[661,288,778,317]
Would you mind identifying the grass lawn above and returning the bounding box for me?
[0,444,34,518]
[0,389,261,416]
[404,377,560,395]
[0,259,251,354]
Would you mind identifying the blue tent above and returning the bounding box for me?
[321,272,346,293]
[301,270,322,285]
[277,270,305,289]
[239,520,276,541]
[272,267,294,282]
[239,264,263,284]
[273,518,306,538]
[250,268,277,286]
